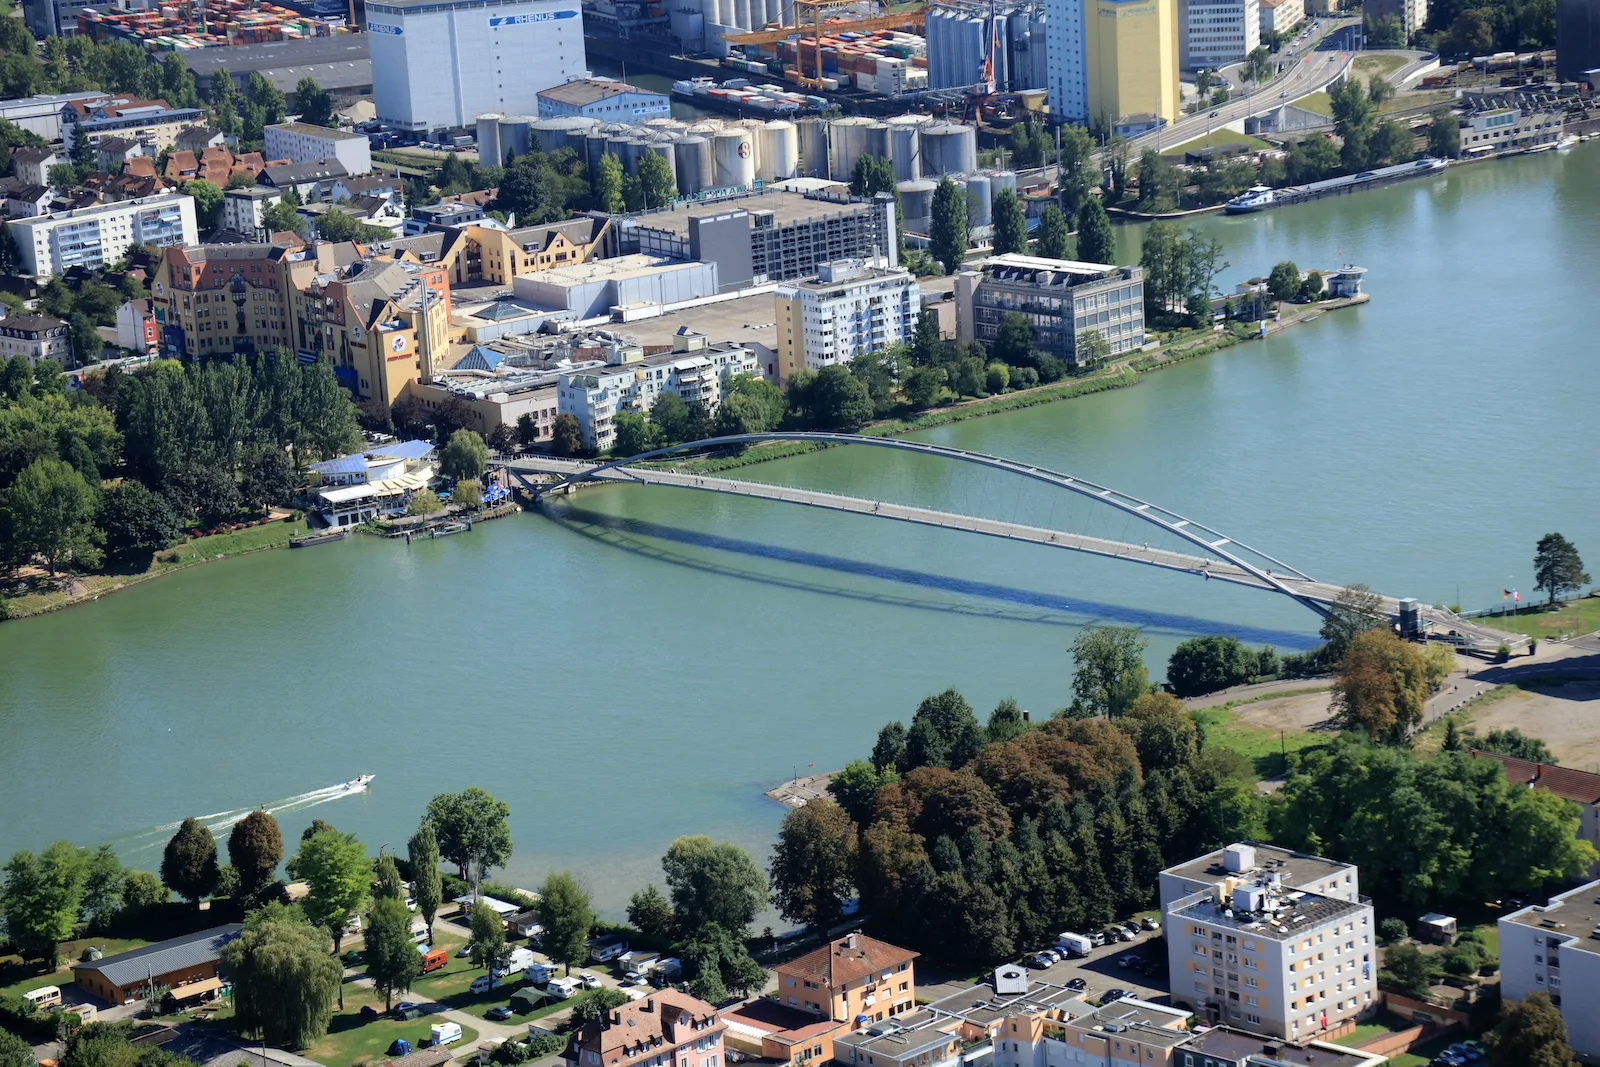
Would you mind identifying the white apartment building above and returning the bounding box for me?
[366,0,588,133]
[1162,844,1376,1041]
[557,331,759,452]
[0,314,71,366]
[7,193,197,277]
[263,122,373,176]
[1500,880,1600,1062]
[221,186,284,242]
[1259,0,1304,36]
[774,259,917,380]
[1183,0,1260,70]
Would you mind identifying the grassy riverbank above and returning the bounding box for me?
[1,517,307,620]
[1465,598,1600,639]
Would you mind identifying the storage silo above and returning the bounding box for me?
[865,122,891,164]
[926,7,952,89]
[499,115,534,160]
[675,136,712,194]
[530,116,593,155]
[964,172,992,229]
[757,120,798,182]
[990,169,1017,202]
[713,127,757,187]
[642,141,678,193]
[924,122,976,177]
[797,117,828,177]
[732,0,750,27]
[827,116,875,185]
[885,115,924,181]
[583,131,610,175]
[896,178,936,233]
[476,114,503,168]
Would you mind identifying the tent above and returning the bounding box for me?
[510,988,549,1014]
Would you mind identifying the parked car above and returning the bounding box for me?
[1447,1044,1484,1062]
[457,944,475,958]
[1088,931,1109,947]
[1064,978,1087,991]
[579,973,602,990]
[1099,988,1128,1005]
[486,1006,514,1022]
[470,974,501,995]
[1116,954,1141,969]
[1140,917,1160,931]
[1117,924,1140,940]
[1026,954,1053,969]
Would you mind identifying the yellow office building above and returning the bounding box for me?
[1086,0,1181,129]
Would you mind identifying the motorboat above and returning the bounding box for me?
[1557,134,1579,151]
[429,522,471,538]
[290,529,349,548]
[348,775,375,790]
[1224,186,1276,214]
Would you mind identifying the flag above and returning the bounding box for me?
[1503,589,1512,600]
[1514,591,1521,603]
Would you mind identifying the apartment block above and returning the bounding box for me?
[1500,879,1600,1062]
[557,330,759,451]
[774,260,918,379]
[774,933,918,1024]
[9,193,196,277]
[61,97,207,154]
[0,314,71,366]
[1359,0,1425,37]
[1183,0,1260,70]
[954,254,1144,367]
[150,243,299,360]
[1258,0,1304,36]
[571,989,726,1067]
[221,186,284,242]
[264,122,374,177]
[1162,844,1376,1041]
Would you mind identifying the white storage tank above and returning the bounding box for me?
[675,136,713,194]
[530,116,595,155]
[896,178,936,233]
[797,117,828,177]
[713,127,757,188]
[885,116,925,181]
[499,115,534,160]
[476,113,503,168]
[757,120,798,182]
[923,122,976,177]
[964,172,992,229]
[827,116,876,186]
[865,121,891,165]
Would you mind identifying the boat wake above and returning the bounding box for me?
[110,779,373,857]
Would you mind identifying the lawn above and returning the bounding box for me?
[304,986,480,1067]
[1387,1033,1464,1067]
[1292,90,1333,117]
[1350,53,1408,84]
[0,938,152,1000]
[1189,691,1331,777]
[1332,1012,1415,1047]
[1466,597,1600,639]
[1162,129,1274,158]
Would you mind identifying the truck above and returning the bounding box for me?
[1055,932,1094,958]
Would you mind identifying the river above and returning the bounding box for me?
[3,146,1598,913]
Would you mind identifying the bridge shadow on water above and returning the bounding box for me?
[542,503,1319,648]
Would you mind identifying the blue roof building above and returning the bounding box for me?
[536,79,670,123]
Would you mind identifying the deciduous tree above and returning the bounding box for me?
[626,884,674,939]
[770,799,856,933]
[98,481,179,559]
[1332,628,1429,742]
[805,365,873,432]
[228,810,284,900]
[81,845,125,930]
[595,154,625,214]
[1,843,85,966]
[661,836,767,936]
[161,817,221,905]
[568,987,628,1029]
[295,830,370,963]
[1068,625,1149,717]
[223,904,342,1049]
[828,760,898,825]
[1486,991,1575,1067]
[537,871,594,976]
[365,894,420,1010]
[1034,204,1070,259]
[930,177,969,275]
[407,821,443,942]
[550,413,583,456]
[5,457,100,575]
[468,898,508,971]
[1166,635,1255,697]
[992,188,1027,255]
[425,787,512,893]
[1074,197,1116,264]
[1320,583,1386,660]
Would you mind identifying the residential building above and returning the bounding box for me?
[260,160,351,201]
[1458,105,1565,154]
[1303,0,1337,13]
[1557,0,1600,82]
[429,217,616,286]
[1359,0,1424,38]
[1472,751,1600,875]
[1084,0,1181,129]
[954,253,1145,367]
[8,194,197,277]
[1161,844,1376,1040]
[1259,0,1304,37]
[71,925,242,1006]
[1500,879,1600,1061]
[61,97,207,155]
[310,439,437,526]
[557,330,758,451]
[367,0,588,133]
[1176,1026,1385,1067]
[151,243,300,360]
[0,93,106,143]
[115,298,158,353]
[774,932,918,1024]
[568,989,725,1067]
[406,371,559,440]
[264,122,374,176]
[6,185,54,221]
[1183,0,1260,70]
[627,190,898,288]
[95,137,145,170]
[536,78,671,122]
[774,260,918,379]
[721,1000,841,1067]
[0,314,71,366]
[222,187,286,241]
[10,147,61,188]
[174,126,229,155]
[407,201,488,234]
[512,254,719,319]
[990,997,1194,1067]
[332,174,405,206]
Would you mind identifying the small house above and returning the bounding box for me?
[72,925,242,1006]
[1417,913,1458,945]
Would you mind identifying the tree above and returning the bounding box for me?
[1380,941,1435,997]
[469,898,508,971]
[1244,45,1274,83]
[228,810,284,900]
[1266,261,1301,302]
[828,759,897,825]
[295,76,334,128]
[81,845,125,930]
[689,966,728,1005]
[1069,624,1149,717]
[515,413,539,449]
[537,871,594,976]
[806,364,874,432]
[407,490,444,517]
[1320,584,1386,661]
[98,481,179,559]
[406,821,443,943]
[930,177,969,275]
[984,362,1010,393]
[184,180,225,230]
[295,830,370,962]
[1370,118,1412,166]
[1121,692,1199,772]
[240,446,300,512]
[992,312,1035,368]
[626,884,674,939]
[439,428,488,482]
[1073,329,1109,367]
[365,894,420,1011]
[69,310,104,367]
[425,788,512,892]
[1034,204,1070,260]
[1428,111,1461,159]
[0,1028,33,1067]
[122,870,169,912]
[569,987,629,1029]
[1332,628,1430,742]
[1477,728,1555,763]
[613,411,660,457]
[904,366,942,409]
[649,392,692,444]
[374,853,405,901]
[872,721,908,773]
[550,413,583,456]
[262,200,308,239]
[1070,198,1115,265]
[595,154,625,215]
[770,799,856,933]
[1135,150,1180,212]
[1486,991,1575,1067]
[638,152,676,210]
[315,210,394,245]
[223,905,342,1049]
[1166,636,1256,697]
[991,189,1027,256]
[683,922,766,999]
[661,836,768,936]
[454,480,482,509]
[1,843,85,966]
[904,689,984,769]
[161,818,221,905]
[1533,533,1588,606]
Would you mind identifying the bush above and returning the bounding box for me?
[1378,918,1409,943]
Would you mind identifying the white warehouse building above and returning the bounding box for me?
[367,0,589,133]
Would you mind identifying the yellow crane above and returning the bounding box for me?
[720,0,927,89]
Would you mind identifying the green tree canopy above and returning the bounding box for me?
[626,884,674,939]
[1533,533,1588,606]
[1166,636,1256,697]
[4,456,100,575]
[468,898,508,971]
[991,189,1027,255]
[425,787,512,891]
[294,76,334,128]
[1074,198,1116,264]
[1486,991,1575,1067]
[661,836,768,936]
[161,818,221,905]
[295,830,370,957]
[930,177,969,275]
[1068,625,1149,717]
[365,894,421,1010]
[828,760,899,825]
[1,842,85,966]
[770,798,856,933]
[537,870,594,975]
[805,365,874,432]
[407,820,443,941]
[1034,204,1070,260]
[228,810,284,899]
[223,904,342,1049]
[440,428,488,482]
[568,987,629,1029]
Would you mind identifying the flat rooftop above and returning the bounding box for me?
[178,35,369,75]
[833,1012,957,1060]
[539,79,659,107]
[1173,890,1368,941]
[524,254,701,287]
[977,253,1124,284]
[268,121,366,141]
[1163,843,1355,892]
[1504,878,1600,956]
[1182,1027,1379,1066]
[631,190,876,240]
[596,293,778,354]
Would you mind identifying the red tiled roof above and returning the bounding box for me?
[577,990,724,1065]
[775,934,917,990]
[1472,750,1600,804]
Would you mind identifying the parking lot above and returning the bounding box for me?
[1020,926,1171,1006]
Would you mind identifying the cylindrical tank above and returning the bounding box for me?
[990,169,1017,202]
[642,141,678,193]
[530,116,594,155]
[498,115,533,160]
[964,172,992,229]
[896,178,936,233]
[797,117,828,178]
[674,136,712,194]
[583,131,609,175]
[625,139,654,174]
[865,121,891,164]
[686,121,723,137]
[476,113,503,168]
[756,120,797,182]
[732,0,749,27]
[713,127,756,188]
[645,117,688,132]
[887,123,920,181]
[923,122,976,177]
[564,127,590,158]
[828,116,875,186]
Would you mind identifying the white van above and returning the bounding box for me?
[430,1021,463,1046]
[23,986,62,1011]
[469,973,501,995]
[1056,933,1094,958]
[547,976,580,1000]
